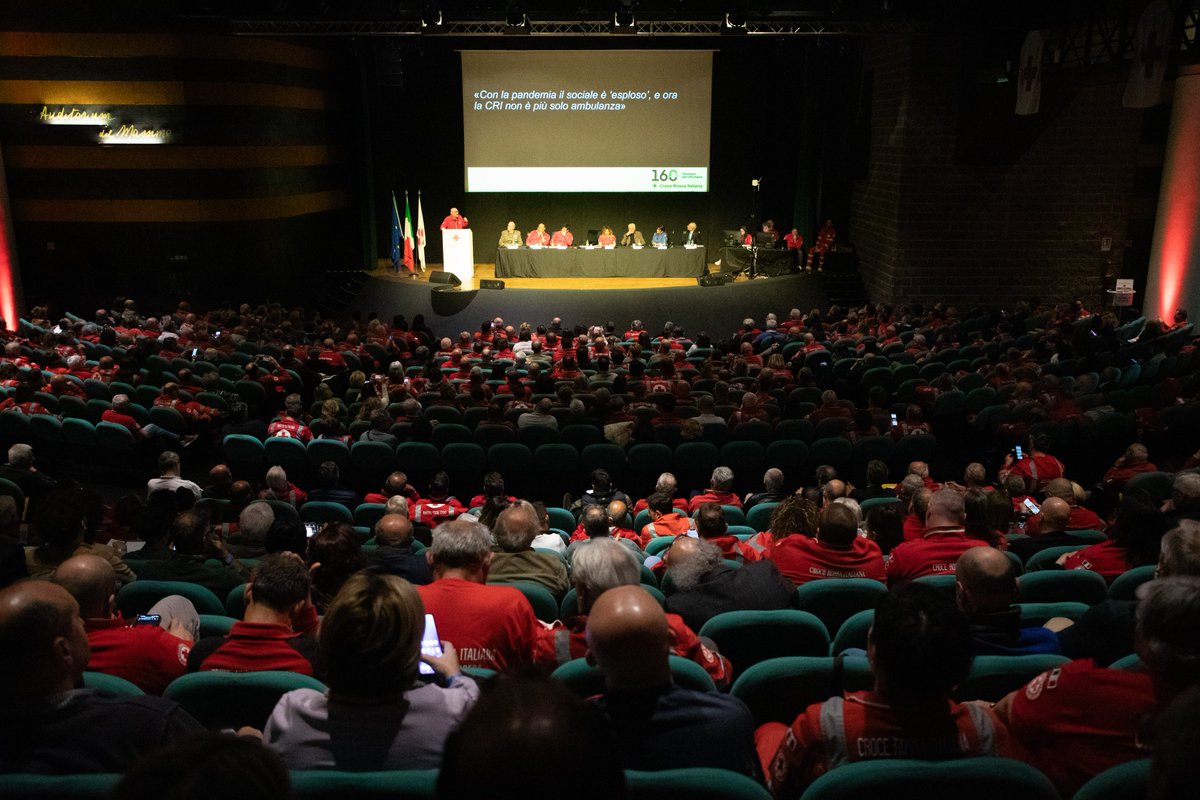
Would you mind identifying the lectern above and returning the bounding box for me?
[442,229,474,288]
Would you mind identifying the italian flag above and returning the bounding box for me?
[402,192,416,272]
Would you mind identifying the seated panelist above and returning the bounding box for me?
[597,226,617,247]
[651,226,668,246]
[620,223,645,247]
[551,226,573,247]
[526,223,551,246]
[498,221,522,247]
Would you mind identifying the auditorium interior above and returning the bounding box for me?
[2,1,1200,798]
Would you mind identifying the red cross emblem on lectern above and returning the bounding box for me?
[452,234,460,242]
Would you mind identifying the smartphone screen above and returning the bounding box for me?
[304,522,319,539]
[1014,446,1024,460]
[890,413,898,428]
[1023,497,1040,515]
[418,613,443,676]
[135,614,162,627]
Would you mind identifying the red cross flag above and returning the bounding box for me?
[416,192,427,272]
[1015,30,1045,116]
[1124,0,1173,109]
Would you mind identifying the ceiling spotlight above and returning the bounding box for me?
[612,1,636,29]
[724,11,745,29]
[421,6,443,28]
[506,10,527,28]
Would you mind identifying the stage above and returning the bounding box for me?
[355,263,828,337]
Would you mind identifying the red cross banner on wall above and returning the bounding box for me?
[1015,30,1045,116]
[1124,0,1174,109]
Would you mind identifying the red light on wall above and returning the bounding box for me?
[0,144,21,331]
[1146,66,1200,324]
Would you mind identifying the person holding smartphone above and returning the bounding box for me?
[264,571,477,770]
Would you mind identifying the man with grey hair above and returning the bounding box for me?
[662,535,795,632]
[897,474,929,540]
[535,537,732,688]
[0,442,56,511]
[488,501,569,597]
[689,466,741,512]
[1164,472,1200,525]
[416,518,542,671]
[745,468,787,512]
[567,504,642,563]
[258,465,307,506]
[633,472,689,516]
[227,501,274,558]
[146,451,202,499]
[996,576,1200,797]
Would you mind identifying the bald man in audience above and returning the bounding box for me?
[745,468,788,511]
[368,513,432,584]
[53,554,196,694]
[887,489,991,583]
[488,501,570,597]
[1100,443,1158,493]
[1009,497,1098,563]
[955,546,1060,655]
[820,479,847,507]
[1024,477,1106,534]
[586,585,759,777]
[0,580,203,773]
[537,537,730,688]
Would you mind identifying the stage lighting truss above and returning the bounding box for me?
[229,18,876,37]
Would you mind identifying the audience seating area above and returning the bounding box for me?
[3,297,1198,800]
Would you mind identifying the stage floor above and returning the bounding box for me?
[356,263,828,338]
[373,260,723,291]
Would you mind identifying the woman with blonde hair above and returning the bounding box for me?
[265,571,477,769]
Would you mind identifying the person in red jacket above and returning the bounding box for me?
[757,582,1004,798]
[689,466,743,513]
[411,471,464,527]
[639,492,696,545]
[696,503,760,564]
[526,223,550,246]
[54,555,195,695]
[769,503,886,586]
[187,554,321,677]
[995,577,1200,798]
[440,207,469,229]
[416,518,541,672]
[998,433,1066,495]
[1023,477,1107,534]
[1100,443,1158,493]
[887,489,991,583]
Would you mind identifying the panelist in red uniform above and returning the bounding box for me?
[526,223,550,246]
[597,226,617,246]
[440,207,469,229]
[550,226,573,247]
[784,228,805,250]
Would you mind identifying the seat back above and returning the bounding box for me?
[697,610,830,682]
[116,580,225,616]
[625,768,772,800]
[82,671,145,698]
[1072,758,1151,800]
[1108,565,1157,601]
[729,655,874,727]
[163,670,327,730]
[290,769,439,800]
[1017,570,1109,605]
[800,757,1059,800]
[794,579,889,639]
[953,654,1071,702]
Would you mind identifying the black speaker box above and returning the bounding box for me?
[697,273,732,287]
[479,279,505,290]
[429,271,461,285]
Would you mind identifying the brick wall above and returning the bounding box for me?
[851,33,1150,310]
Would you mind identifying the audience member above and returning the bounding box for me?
[689,467,742,511]
[136,511,247,597]
[769,502,886,586]
[416,519,541,671]
[587,585,759,777]
[264,571,476,769]
[188,553,321,677]
[0,580,203,773]
[368,513,432,585]
[955,546,1059,655]
[887,489,991,583]
[488,501,570,597]
[757,583,1002,798]
[146,451,202,499]
[663,536,795,632]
